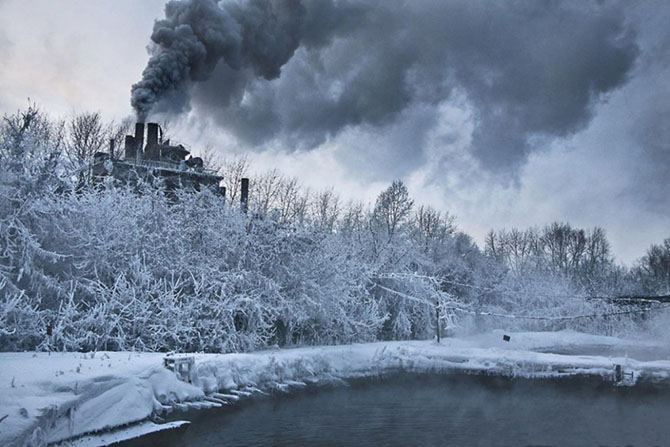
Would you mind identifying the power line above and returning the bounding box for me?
[376,272,670,304]
[373,273,670,322]
[449,305,666,321]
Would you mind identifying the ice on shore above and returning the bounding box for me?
[1,330,669,447]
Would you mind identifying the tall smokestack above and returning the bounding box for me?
[240,178,249,213]
[147,123,159,149]
[135,123,145,161]
[124,135,136,160]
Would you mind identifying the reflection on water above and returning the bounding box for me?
[121,374,670,447]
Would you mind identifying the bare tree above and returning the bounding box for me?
[252,169,282,217]
[221,155,250,206]
[1,102,65,156]
[541,222,574,275]
[158,119,174,142]
[583,228,612,269]
[484,230,501,261]
[340,200,367,239]
[292,190,310,228]
[64,111,110,186]
[107,117,134,159]
[311,188,341,233]
[197,143,223,172]
[372,180,414,242]
[413,205,454,253]
[275,176,309,226]
[66,112,107,165]
[634,236,670,295]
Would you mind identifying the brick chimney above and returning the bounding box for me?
[147,123,159,148]
[134,123,145,161]
[124,135,136,160]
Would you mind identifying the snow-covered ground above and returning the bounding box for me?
[2,330,670,447]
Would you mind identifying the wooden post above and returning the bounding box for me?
[435,300,441,343]
[46,323,52,354]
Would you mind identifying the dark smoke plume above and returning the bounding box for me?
[131,0,362,121]
[132,0,638,174]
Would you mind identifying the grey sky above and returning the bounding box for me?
[0,0,668,265]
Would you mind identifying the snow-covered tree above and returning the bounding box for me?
[633,236,670,295]
[0,105,657,352]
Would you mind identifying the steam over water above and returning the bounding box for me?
[125,374,670,447]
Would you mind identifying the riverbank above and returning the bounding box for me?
[2,330,669,446]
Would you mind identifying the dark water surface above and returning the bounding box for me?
[122,374,670,447]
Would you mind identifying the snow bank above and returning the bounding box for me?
[1,331,669,447]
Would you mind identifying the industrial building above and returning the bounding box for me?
[92,122,225,195]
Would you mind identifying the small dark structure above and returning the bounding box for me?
[163,356,195,383]
[614,364,634,384]
[92,122,224,194]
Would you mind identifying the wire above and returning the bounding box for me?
[372,274,670,322]
[375,272,669,304]
[372,283,438,307]
[449,306,664,321]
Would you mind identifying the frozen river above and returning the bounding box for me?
[122,373,670,447]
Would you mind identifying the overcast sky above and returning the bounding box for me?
[0,0,668,265]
